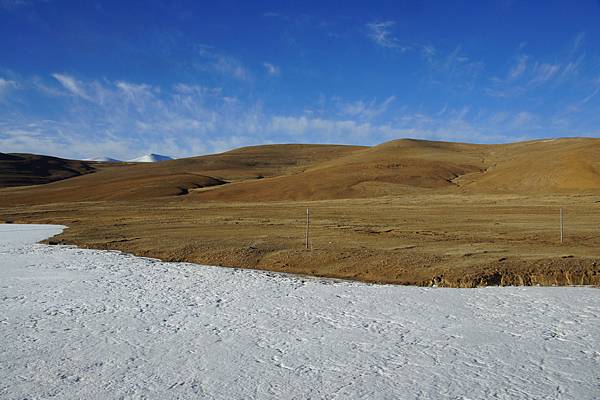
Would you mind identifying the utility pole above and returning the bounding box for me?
[305,208,310,250]
[560,208,564,244]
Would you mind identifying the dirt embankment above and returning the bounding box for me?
[40,234,600,288]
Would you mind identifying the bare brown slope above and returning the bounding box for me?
[192,138,600,202]
[0,153,95,188]
[191,139,490,201]
[457,138,600,193]
[0,144,364,205]
[4,138,600,206]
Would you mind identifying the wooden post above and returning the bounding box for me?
[305,208,310,250]
[560,208,564,244]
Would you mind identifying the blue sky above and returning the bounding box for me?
[1,0,600,159]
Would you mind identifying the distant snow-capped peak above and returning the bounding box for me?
[127,154,174,163]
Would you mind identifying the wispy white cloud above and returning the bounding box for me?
[365,20,409,51]
[444,47,484,82]
[581,86,600,105]
[51,73,94,101]
[508,55,528,80]
[571,32,586,54]
[487,32,591,98]
[337,96,396,121]
[268,115,375,141]
[421,44,437,61]
[263,62,280,76]
[32,76,63,97]
[424,45,484,91]
[1,74,268,159]
[265,107,543,145]
[488,60,572,97]
[0,77,18,98]
[266,100,570,146]
[3,56,600,161]
[116,81,154,98]
[115,81,158,112]
[0,119,136,159]
[560,55,584,79]
[196,45,251,81]
[512,111,539,128]
[530,63,561,84]
[214,56,250,81]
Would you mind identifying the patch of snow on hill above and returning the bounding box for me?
[128,153,173,162]
[1,224,599,399]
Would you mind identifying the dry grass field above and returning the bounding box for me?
[1,138,600,287]
[2,194,599,287]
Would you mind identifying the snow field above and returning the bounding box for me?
[1,224,599,399]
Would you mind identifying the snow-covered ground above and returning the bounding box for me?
[1,224,599,399]
[127,153,173,163]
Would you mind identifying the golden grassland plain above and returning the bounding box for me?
[1,138,600,287]
[2,193,599,287]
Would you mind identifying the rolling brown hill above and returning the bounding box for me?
[456,138,600,192]
[0,153,96,188]
[2,138,600,206]
[191,137,600,201]
[0,144,364,205]
[191,139,488,201]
